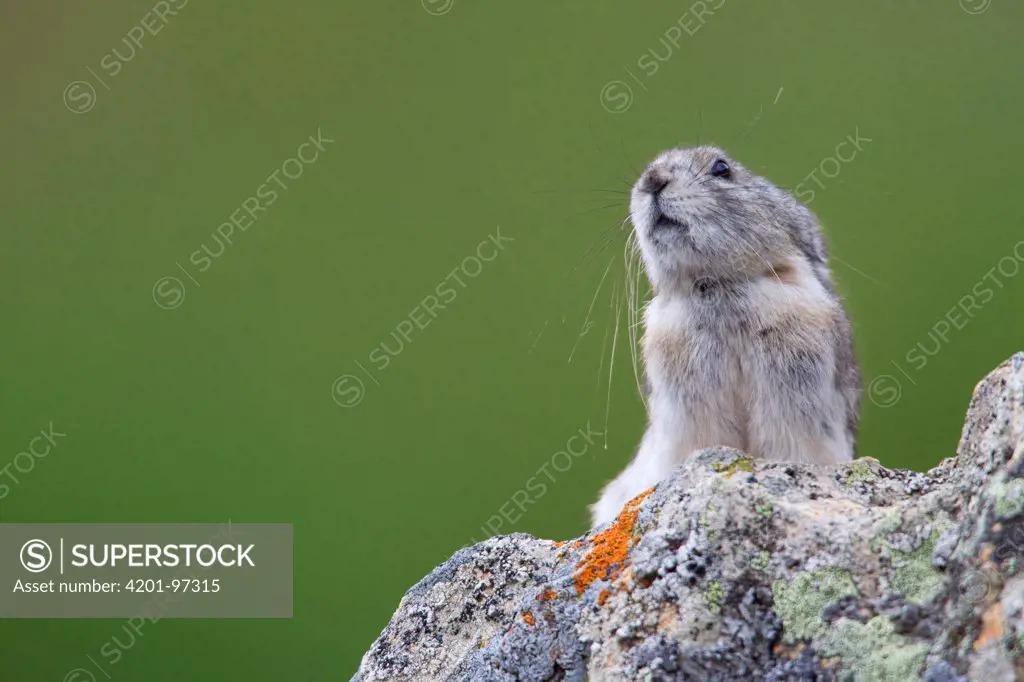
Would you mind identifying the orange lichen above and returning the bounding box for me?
[522,611,535,626]
[974,602,1004,651]
[573,487,654,595]
[773,642,807,660]
[597,589,611,606]
[540,590,558,602]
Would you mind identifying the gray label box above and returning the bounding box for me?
[0,523,291,618]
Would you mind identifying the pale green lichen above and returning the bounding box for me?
[818,616,929,682]
[891,530,945,604]
[991,478,1024,519]
[704,581,724,613]
[700,500,719,529]
[751,550,770,572]
[869,508,903,553]
[772,568,859,643]
[845,458,878,484]
[755,499,774,518]
[712,457,754,479]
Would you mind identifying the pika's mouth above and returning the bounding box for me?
[652,213,687,233]
[649,195,687,233]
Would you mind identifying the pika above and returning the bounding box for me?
[590,146,861,527]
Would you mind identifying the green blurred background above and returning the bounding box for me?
[2,0,1022,678]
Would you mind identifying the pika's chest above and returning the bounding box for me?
[641,284,835,394]
[642,298,747,396]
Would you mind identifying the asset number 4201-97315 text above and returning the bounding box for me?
[126,578,220,593]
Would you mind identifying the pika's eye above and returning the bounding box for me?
[709,159,731,178]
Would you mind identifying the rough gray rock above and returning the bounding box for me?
[354,353,1024,681]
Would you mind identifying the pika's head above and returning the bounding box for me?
[630,145,829,295]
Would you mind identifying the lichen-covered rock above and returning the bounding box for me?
[354,354,1024,681]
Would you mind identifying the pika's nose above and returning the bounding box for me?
[639,168,671,196]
